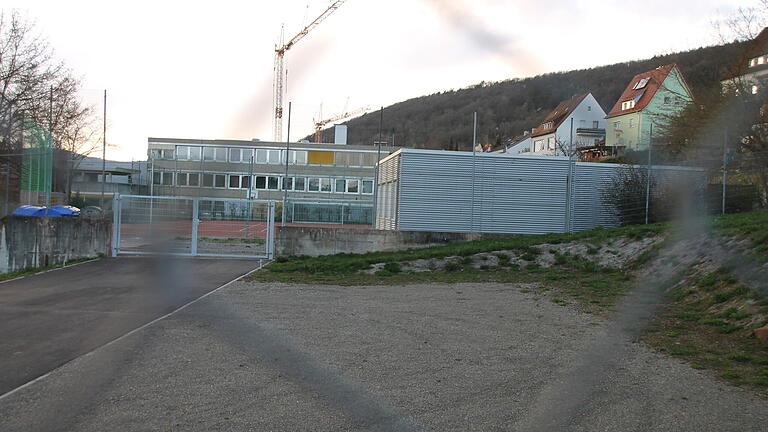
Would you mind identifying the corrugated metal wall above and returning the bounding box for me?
[377,149,705,235]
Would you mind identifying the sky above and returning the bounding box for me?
[4,0,759,161]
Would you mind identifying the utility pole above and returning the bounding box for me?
[470,112,477,233]
[100,90,106,211]
[372,106,383,226]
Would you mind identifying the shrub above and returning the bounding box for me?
[444,262,462,272]
[382,262,401,274]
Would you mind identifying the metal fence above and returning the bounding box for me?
[113,194,275,258]
[282,198,373,226]
[375,149,709,234]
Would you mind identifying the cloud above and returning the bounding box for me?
[420,0,547,75]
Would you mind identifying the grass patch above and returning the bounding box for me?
[0,256,101,282]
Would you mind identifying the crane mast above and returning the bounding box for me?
[273,1,347,142]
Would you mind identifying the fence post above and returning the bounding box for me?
[111,194,120,257]
[645,124,653,225]
[722,128,728,215]
[191,198,199,256]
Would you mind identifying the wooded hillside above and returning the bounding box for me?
[315,41,747,150]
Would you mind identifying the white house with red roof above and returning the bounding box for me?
[605,64,694,151]
[507,93,606,155]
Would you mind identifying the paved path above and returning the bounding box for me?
[0,281,766,431]
[0,257,260,397]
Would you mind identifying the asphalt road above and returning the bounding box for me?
[0,280,765,431]
[0,257,260,397]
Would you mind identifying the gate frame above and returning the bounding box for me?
[112,194,276,259]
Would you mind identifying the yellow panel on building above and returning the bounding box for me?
[308,150,334,165]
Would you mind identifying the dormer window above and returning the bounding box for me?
[632,77,650,90]
[542,121,554,130]
[760,56,766,65]
[621,100,636,110]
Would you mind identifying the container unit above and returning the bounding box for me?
[375,149,705,234]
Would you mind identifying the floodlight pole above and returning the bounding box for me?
[100,90,107,211]
[281,102,292,248]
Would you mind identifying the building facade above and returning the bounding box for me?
[507,93,606,155]
[147,137,391,224]
[605,64,694,151]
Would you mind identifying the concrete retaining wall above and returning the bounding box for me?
[0,216,112,273]
[276,226,516,257]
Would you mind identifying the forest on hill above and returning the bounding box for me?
[313,40,748,150]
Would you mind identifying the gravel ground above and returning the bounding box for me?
[0,281,766,431]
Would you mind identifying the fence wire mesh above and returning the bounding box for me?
[114,195,274,258]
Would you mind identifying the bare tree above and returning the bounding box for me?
[0,10,96,203]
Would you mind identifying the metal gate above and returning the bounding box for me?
[112,194,275,259]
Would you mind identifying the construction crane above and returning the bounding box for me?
[273,1,347,142]
[313,106,369,143]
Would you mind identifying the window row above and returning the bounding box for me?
[152,171,373,194]
[149,146,380,168]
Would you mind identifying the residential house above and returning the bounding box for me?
[721,27,768,95]
[508,93,606,156]
[605,64,694,151]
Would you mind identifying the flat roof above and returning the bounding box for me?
[148,137,393,153]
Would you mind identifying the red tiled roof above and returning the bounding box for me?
[605,64,684,119]
[530,93,589,138]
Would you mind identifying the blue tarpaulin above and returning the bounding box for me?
[12,205,80,217]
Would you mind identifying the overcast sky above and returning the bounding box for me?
[5,0,757,161]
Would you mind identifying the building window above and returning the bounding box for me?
[267,176,279,190]
[267,150,280,164]
[294,177,306,191]
[347,179,359,193]
[613,121,621,130]
[664,96,671,104]
[592,121,599,128]
[188,173,199,186]
[533,139,544,152]
[202,147,214,161]
[230,148,242,163]
[255,149,268,164]
[760,56,765,65]
[308,178,320,192]
[214,174,226,188]
[587,106,592,111]
[176,146,189,160]
[362,180,374,194]
[255,176,266,189]
[751,58,757,67]
[229,175,241,189]
[335,179,346,193]
[629,118,635,128]
[215,148,227,162]
[202,173,214,187]
[162,172,173,185]
[579,120,586,127]
[320,178,332,192]
[547,137,555,151]
[621,100,636,110]
[283,177,293,190]
[178,172,189,186]
[295,150,307,165]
